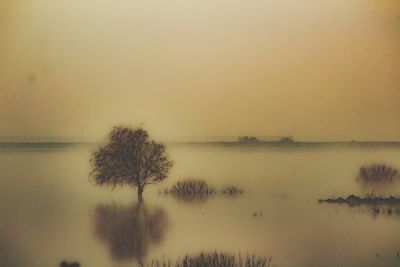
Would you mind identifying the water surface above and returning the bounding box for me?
[1,144,400,267]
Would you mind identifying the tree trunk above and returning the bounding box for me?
[137,186,144,202]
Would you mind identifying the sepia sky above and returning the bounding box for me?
[0,0,400,141]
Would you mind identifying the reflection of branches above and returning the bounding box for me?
[369,205,400,218]
[170,193,213,203]
[95,202,169,262]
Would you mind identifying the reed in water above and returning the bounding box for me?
[357,164,399,184]
[149,252,271,267]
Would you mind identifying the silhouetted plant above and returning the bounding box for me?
[221,185,244,196]
[357,164,399,184]
[163,180,244,202]
[90,126,173,201]
[168,179,216,196]
[95,202,169,263]
[149,252,271,267]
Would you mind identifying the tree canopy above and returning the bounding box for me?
[90,126,173,200]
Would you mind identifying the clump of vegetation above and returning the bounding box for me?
[165,179,216,202]
[221,185,244,196]
[169,179,216,195]
[149,252,271,267]
[277,136,295,144]
[238,136,261,143]
[357,164,399,184]
[163,180,244,202]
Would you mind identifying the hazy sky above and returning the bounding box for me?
[1,0,399,141]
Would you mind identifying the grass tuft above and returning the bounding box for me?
[169,179,216,195]
[221,185,244,196]
[149,252,271,267]
[163,179,244,202]
[358,164,399,184]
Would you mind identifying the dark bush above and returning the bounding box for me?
[163,180,244,202]
[357,164,399,184]
[221,185,244,196]
[168,179,216,196]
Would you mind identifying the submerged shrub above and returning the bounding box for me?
[169,179,216,195]
[150,252,271,267]
[357,164,399,184]
[163,179,244,202]
[221,185,244,196]
[164,179,216,202]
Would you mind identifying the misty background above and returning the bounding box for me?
[1,0,400,141]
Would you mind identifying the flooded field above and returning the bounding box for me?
[1,144,400,267]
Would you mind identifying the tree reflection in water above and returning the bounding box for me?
[95,202,169,263]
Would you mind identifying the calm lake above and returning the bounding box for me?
[1,144,400,267]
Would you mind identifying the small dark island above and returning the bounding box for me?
[318,195,400,207]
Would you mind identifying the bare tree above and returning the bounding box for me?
[90,126,173,201]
